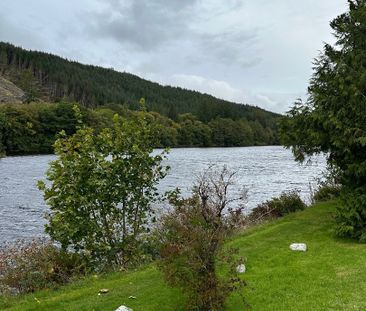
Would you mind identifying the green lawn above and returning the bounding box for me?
[2,200,366,310]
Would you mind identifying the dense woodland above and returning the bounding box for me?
[0,42,280,155]
[0,103,278,156]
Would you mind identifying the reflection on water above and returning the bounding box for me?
[0,146,326,243]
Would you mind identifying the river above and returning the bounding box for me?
[0,146,326,243]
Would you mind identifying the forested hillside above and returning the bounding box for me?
[0,42,279,123]
[0,42,281,155]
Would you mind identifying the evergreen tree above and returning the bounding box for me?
[280,0,366,241]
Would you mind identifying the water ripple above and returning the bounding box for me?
[0,147,326,243]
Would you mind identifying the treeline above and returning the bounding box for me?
[0,42,279,128]
[0,102,278,156]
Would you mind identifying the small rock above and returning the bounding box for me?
[236,264,246,273]
[99,288,109,294]
[290,243,307,252]
[115,306,133,311]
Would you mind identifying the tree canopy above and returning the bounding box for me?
[0,102,279,156]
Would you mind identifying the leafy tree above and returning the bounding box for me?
[38,107,168,269]
[209,118,258,147]
[279,0,366,241]
[177,114,212,147]
[0,105,40,154]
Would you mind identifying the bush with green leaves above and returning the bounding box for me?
[38,106,168,270]
[158,166,247,311]
[249,190,306,224]
[0,239,84,295]
[313,183,341,203]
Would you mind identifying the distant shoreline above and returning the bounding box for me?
[0,144,283,158]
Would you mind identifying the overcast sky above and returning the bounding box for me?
[0,0,348,113]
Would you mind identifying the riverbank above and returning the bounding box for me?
[2,200,365,310]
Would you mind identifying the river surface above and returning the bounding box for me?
[0,146,326,244]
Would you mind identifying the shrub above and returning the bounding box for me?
[249,190,306,224]
[336,187,366,242]
[311,164,342,203]
[0,239,84,295]
[38,105,168,270]
[313,184,341,202]
[158,166,247,311]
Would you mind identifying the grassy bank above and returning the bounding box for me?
[2,200,366,310]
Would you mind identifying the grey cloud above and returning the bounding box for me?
[88,0,198,50]
[197,30,262,68]
[101,0,196,11]
[0,12,45,50]
[86,1,261,69]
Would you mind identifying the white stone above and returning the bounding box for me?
[290,243,307,252]
[115,306,133,311]
[236,264,246,273]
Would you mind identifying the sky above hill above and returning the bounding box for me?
[0,0,348,113]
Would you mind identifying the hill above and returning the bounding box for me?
[0,42,279,126]
[2,200,366,310]
[0,42,282,155]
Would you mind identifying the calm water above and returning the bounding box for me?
[0,146,326,243]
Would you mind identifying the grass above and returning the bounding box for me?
[2,200,366,310]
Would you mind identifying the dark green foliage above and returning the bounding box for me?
[249,190,306,223]
[209,118,267,147]
[313,185,341,202]
[312,164,342,203]
[336,187,366,241]
[177,113,212,147]
[0,101,278,156]
[0,102,81,155]
[279,0,366,241]
[158,167,247,311]
[0,104,42,155]
[0,41,279,138]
